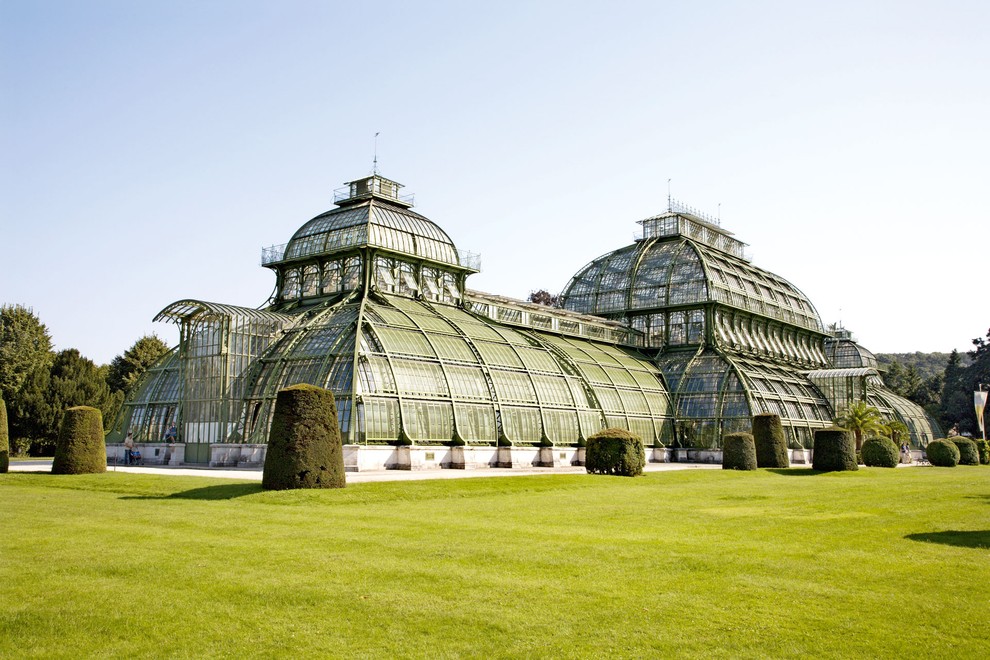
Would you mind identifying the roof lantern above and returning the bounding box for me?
[334,174,414,208]
[639,198,749,261]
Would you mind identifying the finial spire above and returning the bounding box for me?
[373,132,380,175]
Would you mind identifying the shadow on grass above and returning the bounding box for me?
[123,483,264,501]
[965,494,990,504]
[905,530,990,549]
[766,468,821,476]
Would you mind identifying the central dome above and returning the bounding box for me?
[282,175,461,268]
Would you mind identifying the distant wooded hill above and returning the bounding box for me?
[875,352,970,380]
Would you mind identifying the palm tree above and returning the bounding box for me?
[883,420,910,446]
[835,401,885,451]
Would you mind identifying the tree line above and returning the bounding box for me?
[874,332,989,435]
[3,301,987,454]
[0,305,169,455]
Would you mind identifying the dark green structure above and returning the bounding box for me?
[114,175,940,463]
[560,201,940,449]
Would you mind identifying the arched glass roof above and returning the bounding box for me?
[235,294,673,447]
[561,236,824,333]
[282,199,461,267]
[658,349,833,449]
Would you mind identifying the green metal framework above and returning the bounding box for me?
[117,180,941,461]
[235,293,671,447]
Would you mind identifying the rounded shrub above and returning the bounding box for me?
[752,413,789,468]
[263,384,346,490]
[812,427,858,472]
[974,438,990,465]
[861,436,898,468]
[585,428,645,476]
[0,397,8,473]
[950,437,980,466]
[51,406,106,475]
[722,432,757,470]
[925,439,960,467]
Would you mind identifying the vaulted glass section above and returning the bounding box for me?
[116,180,940,461]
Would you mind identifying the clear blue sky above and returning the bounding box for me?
[2,0,987,365]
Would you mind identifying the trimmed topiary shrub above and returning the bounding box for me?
[975,438,990,465]
[722,432,757,470]
[861,436,898,468]
[0,397,8,473]
[950,437,980,466]
[585,428,645,476]
[262,384,345,490]
[925,439,959,467]
[51,406,106,474]
[752,413,789,468]
[812,427,858,472]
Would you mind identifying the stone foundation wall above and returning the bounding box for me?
[107,443,183,466]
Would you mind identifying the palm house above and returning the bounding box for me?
[114,174,939,466]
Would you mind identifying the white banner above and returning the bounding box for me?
[976,391,988,433]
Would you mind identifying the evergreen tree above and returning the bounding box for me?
[914,372,943,420]
[967,328,990,388]
[106,335,170,393]
[11,349,113,455]
[0,305,53,403]
[939,349,973,433]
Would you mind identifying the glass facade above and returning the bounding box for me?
[117,175,940,460]
[231,294,672,448]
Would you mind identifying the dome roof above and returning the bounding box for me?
[283,198,461,267]
[561,236,824,333]
[824,333,879,369]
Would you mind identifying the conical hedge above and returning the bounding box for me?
[753,413,789,468]
[262,384,345,490]
[0,397,8,473]
[51,406,106,474]
[722,432,757,470]
[812,427,858,472]
[585,428,645,476]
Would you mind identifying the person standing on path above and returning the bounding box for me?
[123,432,135,465]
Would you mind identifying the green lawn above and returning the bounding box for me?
[1,467,988,658]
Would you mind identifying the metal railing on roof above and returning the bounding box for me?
[333,186,415,206]
[261,243,287,266]
[668,197,721,227]
[457,249,482,271]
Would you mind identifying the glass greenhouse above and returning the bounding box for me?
[559,201,940,448]
[115,176,940,463]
